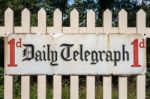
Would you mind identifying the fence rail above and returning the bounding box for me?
[0,8,148,99]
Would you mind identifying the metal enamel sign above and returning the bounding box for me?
[5,34,146,75]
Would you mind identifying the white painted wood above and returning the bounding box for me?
[70,9,79,99]
[145,28,150,37]
[47,9,62,34]
[119,9,127,33]
[119,76,127,99]
[87,76,95,99]
[53,75,62,99]
[22,8,30,30]
[53,9,62,32]
[0,8,149,35]
[103,76,112,99]
[4,42,13,99]
[21,76,30,99]
[136,11,146,99]
[29,8,47,99]
[53,7,62,99]
[38,75,46,99]
[137,75,145,99]
[79,27,87,33]
[110,27,118,33]
[86,10,95,99]
[4,8,13,99]
[15,8,30,33]
[49,27,140,34]
[127,27,136,34]
[38,8,46,33]
[0,27,5,36]
[70,76,79,99]
[2,26,148,35]
[103,9,112,99]
[118,9,128,99]
[4,8,13,35]
[70,9,79,33]
[13,9,31,99]
[103,9,112,33]
[31,8,46,33]
[4,75,13,99]
[70,8,79,99]
[87,10,95,33]
[137,9,146,34]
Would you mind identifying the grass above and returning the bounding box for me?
[0,67,4,99]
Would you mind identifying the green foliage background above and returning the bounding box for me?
[0,0,150,99]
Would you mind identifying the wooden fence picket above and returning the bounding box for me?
[137,75,145,99]
[15,8,30,33]
[86,9,95,99]
[53,8,62,99]
[118,9,128,99]
[137,9,146,99]
[119,9,127,33]
[70,76,79,99]
[36,8,47,99]
[19,8,31,99]
[70,8,79,99]
[4,8,13,99]
[103,9,112,99]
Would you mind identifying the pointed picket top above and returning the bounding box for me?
[38,8,46,17]
[54,8,61,14]
[71,8,78,14]
[87,9,95,20]
[119,9,127,33]
[137,9,146,21]
[137,9,146,34]
[87,9,95,15]
[5,7,13,14]
[53,9,62,32]
[22,8,29,12]
[38,8,46,13]
[5,8,13,20]
[5,8,14,33]
[87,9,95,32]
[137,9,145,15]
[70,8,79,32]
[103,9,111,16]
[54,8,62,27]
[22,8,30,20]
[119,9,127,16]
[22,8,30,15]
[38,8,46,33]
[103,9,112,33]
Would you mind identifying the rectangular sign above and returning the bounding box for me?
[5,34,146,75]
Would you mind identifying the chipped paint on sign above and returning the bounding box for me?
[5,34,146,75]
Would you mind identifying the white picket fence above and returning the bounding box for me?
[0,8,148,99]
